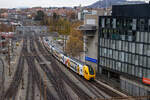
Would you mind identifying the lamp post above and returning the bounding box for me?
[0,57,5,100]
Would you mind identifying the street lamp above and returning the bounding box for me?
[0,57,5,100]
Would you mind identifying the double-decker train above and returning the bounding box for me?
[42,37,96,80]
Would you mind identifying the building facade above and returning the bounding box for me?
[78,12,99,71]
[98,4,150,96]
[78,9,112,71]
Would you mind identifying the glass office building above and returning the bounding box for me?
[98,16,150,96]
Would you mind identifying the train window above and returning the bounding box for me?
[88,65,94,75]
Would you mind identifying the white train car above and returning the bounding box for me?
[42,37,96,80]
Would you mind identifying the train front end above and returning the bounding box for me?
[84,65,96,81]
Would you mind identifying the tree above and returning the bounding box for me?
[0,24,13,32]
[66,36,83,57]
[34,10,45,21]
[66,21,83,57]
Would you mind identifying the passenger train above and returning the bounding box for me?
[42,37,96,80]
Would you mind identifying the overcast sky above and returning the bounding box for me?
[0,0,100,8]
[0,0,148,8]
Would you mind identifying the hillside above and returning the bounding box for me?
[87,0,146,8]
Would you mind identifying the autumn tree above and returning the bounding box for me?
[0,24,13,32]
[66,21,83,57]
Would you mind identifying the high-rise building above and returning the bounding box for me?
[98,4,150,96]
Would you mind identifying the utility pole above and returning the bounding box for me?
[8,39,11,76]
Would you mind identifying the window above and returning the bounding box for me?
[112,60,116,70]
[112,18,116,29]
[125,64,128,73]
[132,19,137,30]
[148,32,150,43]
[148,19,150,31]
[128,65,132,75]
[116,41,119,50]
[139,19,145,31]
[122,41,125,51]
[132,43,135,53]
[144,32,148,43]
[148,57,150,68]
[131,55,135,65]
[139,44,144,55]
[125,42,129,52]
[132,65,135,76]
[136,44,140,54]
[106,18,111,28]
[125,53,128,63]
[107,39,110,48]
[138,67,143,78]
[121,52,125,62]
[113,50,115,59]
[143,45,147,56]
[129,42,132,53]
[101,57,104,66]
[104,39,107,47]
[143,56,147,67]
[121,63,125,72]
[140,32,144,43]
[109,59,113,69]
[135,67,139,77]
[99,38,102,47]
[101,48,104,57]
[101,18,105,28]
[112,40,116,49]
[104,48,107,57]
[99,47,102,56]
[136,31,140,42]
[115,51,119,60]
[104,58,107,66]
[109,49,112,58]
[110,39,113,48]
[139,56,143,66]
[135,55,139,66]
[148,70,150,78]
[143,68,147,78]
[102,38,104,47]
[128,53,132,64]
[106,59,109,68]
[118,62,121,71]
[147,45,150,56]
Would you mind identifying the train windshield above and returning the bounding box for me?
[88,65,94,75]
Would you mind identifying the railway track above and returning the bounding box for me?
[35,37,92,100]
[4,38,26,100]
[30,38,72,100]
[25,63,32,100]
[25,59,35,100]
[25,37,56,100]
[38,37,123,99]
[57,60,122,98]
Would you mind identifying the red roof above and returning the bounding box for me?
[0,32,14,38]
